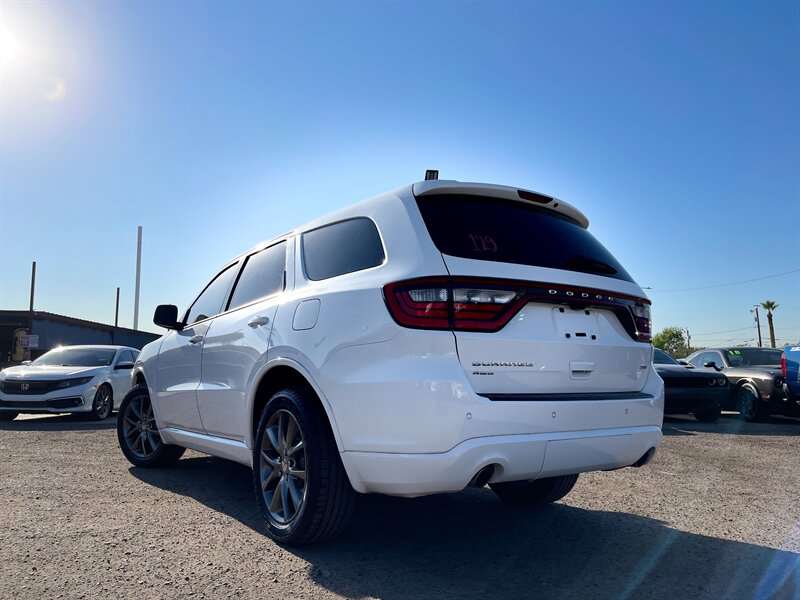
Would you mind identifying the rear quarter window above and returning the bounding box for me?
[416,194,634,283]
[302,218,385,281]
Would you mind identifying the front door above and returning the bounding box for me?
[155,261,241,432]
[155,323,210,432]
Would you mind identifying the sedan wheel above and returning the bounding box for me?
[91,385,113,420]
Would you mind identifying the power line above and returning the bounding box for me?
[692,325,800,338]
[647,269,799,293]
[691,326,754,337]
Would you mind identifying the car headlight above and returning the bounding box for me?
[717,377,727,386]
[56,376,94,389]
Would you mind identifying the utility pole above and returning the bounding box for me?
[113,287,120,345]
[133,226,142,330]
[114,287,120,327]
[29,261,36,313]
[751,306,763,348]
[684,327,691,353]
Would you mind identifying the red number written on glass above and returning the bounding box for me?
[467,234,498,253]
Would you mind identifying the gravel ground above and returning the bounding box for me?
[1,412,798,599]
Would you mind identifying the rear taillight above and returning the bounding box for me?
[384,279,450,329]
[452,286,519,331]
[384,277,652,340]
[781,353,787,378]
[629,303,652,343]
[384,278,522,332]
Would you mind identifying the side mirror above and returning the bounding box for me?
[704,361,722,371]
[20,360,31,366]
[154,304,183,330]
[114,361,134,370]
[677,360,689,366]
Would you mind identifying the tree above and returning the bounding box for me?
[761,300,779,348]
[652,326,688,357]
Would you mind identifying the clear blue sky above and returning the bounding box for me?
[1,1,798,346]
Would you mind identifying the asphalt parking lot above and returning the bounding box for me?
[1,413,798,600]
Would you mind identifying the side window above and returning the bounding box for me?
[130,350,140,362]
[117,350,134,364]
[725,351,743,367]
[302,218,385,281]
[228,242,287,311]
[689,353,707,367]
[696,352,721,367]
[185,263,239,324]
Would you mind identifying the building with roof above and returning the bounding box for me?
[0,310,159,366]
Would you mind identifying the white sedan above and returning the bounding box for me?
[0,345,140,421]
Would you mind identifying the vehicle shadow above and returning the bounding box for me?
[663,414,800,437]
[0,413,116,431]
[131,457,799,600]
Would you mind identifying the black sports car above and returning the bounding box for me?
[654,349,728,422]
[685,347,788,421]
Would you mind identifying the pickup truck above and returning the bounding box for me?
[782,346,800,408]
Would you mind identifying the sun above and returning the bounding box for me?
[0,25,20,67]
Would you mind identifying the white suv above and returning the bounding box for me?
[117,177,663,544]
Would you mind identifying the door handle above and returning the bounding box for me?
[189,335,204,345]
[248,316,270,328]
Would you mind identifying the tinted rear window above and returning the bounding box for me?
[302,218,385,281]
[416,194,634,282]
[724,348,782,367]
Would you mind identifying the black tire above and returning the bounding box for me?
[0,412,18,421]
[737,384,764,422]
[253,387,355,545]
[90,384,114,420]
[117,384,185,467]
[694,406,721,423]
[489,474,579,506]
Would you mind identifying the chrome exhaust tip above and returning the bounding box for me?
[470,465,495,487]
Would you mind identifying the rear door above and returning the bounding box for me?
[414,192,652,396]
[198,240,289,441]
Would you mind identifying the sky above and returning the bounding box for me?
[1,1,798,347]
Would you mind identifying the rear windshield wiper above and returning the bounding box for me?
[564,255,618,276]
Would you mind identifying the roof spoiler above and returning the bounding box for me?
[412,180,590,229]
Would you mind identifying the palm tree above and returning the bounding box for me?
[761,300,779,348]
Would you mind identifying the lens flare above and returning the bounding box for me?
[0,25,20,67]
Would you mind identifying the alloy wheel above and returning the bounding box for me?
[739,387,758,420]
[259,409,307,527]
[95,386,113,419]
[121,393,161,459]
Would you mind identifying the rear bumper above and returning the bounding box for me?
[341,425,662,497]
[778,384,800,415]
[320,330,665,454]
[782,383,799,403]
